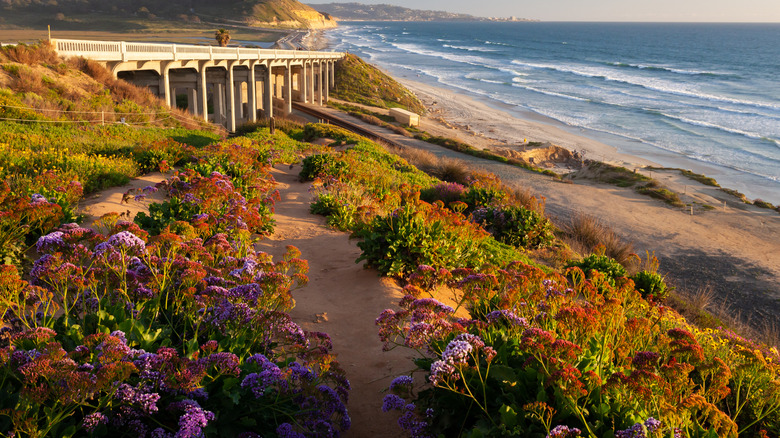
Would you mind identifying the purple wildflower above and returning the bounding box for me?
[547,425,582,438]
[241,365,284,398]
[151,428,173,438]
[486,309,528,327]
[615,418,664,438]
[229,259,260,278]
[397,402,432,438]
[389,375,413,392]
[82,412,107,432]
[115,383,160,415]
[30,193,48,203]
[276,423,305,438]
[442,340,472,365]
[428,360,457,385]
[452,333,485,350]
[382,394,407,412]
[93,231,146,258]
[35,231,67,254]
[169,399,215,438]
[645,418,661,433]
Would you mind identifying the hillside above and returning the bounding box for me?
[247,0,337,28]
[0,0,336,32]
[331,53,425,114]
[308,2,535,21]
[0,43,214,131]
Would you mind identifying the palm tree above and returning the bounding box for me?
[215,29,231,47]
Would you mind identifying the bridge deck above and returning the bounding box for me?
[52,38,343,63]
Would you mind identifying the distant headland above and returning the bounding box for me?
[306,2,537,22]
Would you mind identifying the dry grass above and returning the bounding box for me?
[0,41,60,65]
[668,284,779,349]
[397,147,436,169]
[506,183,545,214]
[434,157,471,185]
[395,148,472,184]
[561,211,638,271]
[11,66,48,95]
[0,43,215,131]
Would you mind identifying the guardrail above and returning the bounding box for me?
[51,38,344,63]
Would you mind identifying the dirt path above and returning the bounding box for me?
[256,165,411,438]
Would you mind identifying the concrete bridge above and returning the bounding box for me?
[51,38,344,130]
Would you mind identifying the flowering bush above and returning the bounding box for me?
[0,180,68,266]
[0,130,352,437]
[419,182,467,206]
[377,263,780,438]
[135,168,277,238]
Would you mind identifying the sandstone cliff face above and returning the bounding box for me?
[296,10,338,29]
[247,0,338,29]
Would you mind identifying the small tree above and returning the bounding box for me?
[215,28,231,47]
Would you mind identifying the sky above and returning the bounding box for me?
[305,0,780,22]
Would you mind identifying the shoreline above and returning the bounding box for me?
[395,75,780,205]
[320,25,780,204]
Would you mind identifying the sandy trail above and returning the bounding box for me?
[256,165,410,438]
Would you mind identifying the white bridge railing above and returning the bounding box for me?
[51,38,343,63]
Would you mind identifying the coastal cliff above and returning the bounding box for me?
[246,0,337,29]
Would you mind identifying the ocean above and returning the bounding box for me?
[325,22,780,204]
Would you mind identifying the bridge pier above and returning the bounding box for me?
[301,62,309,103]
[198,64,208,122]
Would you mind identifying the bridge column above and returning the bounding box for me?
[323,62,330,103]
[187,88,198,115]
[213,83,225,125]
[234,79,244,124]
[198,62,208,122]
[248,61,258,123]
[301,62,309,103]
[284,62,293,114]
[263,63,273,119]
[160,62,172,107]
[317,61,323,106]
[330,60,336,88]
[226,61,237,131]
[309,61,315,106]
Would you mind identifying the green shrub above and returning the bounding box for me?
[356,201,491,276]
[132,139,193,173]
[472,205,556,250]
[462,185,506,210]
[631,270,669,302]
[310,193,358,231]
[299,153,347,181]
[134,197,201,236]
[567,252,627,286]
